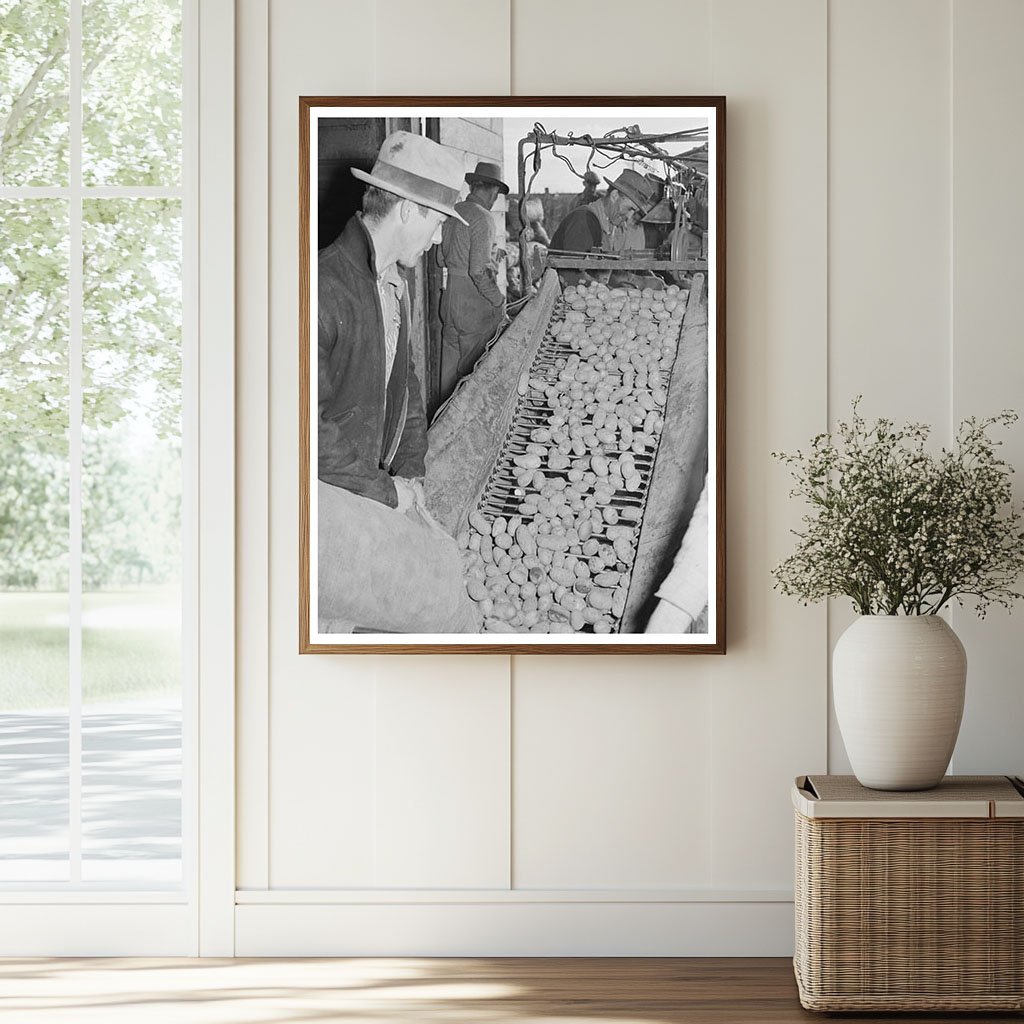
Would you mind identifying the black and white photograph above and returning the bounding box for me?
[300,99,724,653]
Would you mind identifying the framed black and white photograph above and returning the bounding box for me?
[300,97,725,653]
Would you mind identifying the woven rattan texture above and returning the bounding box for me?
[806,774,1023,804]
[794,812,1024,1011]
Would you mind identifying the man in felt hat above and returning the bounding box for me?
[549,168,659,285]
[572,168,602,208]
[317,130,480,634]
[437,159,509,405]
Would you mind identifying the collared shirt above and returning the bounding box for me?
[375,257,405,384]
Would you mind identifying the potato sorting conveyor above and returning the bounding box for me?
[458,279,690,634]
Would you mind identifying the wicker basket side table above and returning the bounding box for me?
[793,774,1024,1012]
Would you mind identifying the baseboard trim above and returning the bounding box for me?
[235,900,795,956]
[236,887,792,904]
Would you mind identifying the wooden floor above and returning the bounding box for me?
[0,957,1019,1023]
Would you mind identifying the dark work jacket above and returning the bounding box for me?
[549,205,604,286]
[318,215,427,508]
[550,206,602,253]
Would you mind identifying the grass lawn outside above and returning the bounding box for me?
[0,589,181,711]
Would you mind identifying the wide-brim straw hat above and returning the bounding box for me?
[352,131,468,224]
[465,160,509,195]
[604,168,659,214]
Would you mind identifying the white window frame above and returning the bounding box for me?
[0,0,234,956]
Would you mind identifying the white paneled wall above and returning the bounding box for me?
[235,0,1024,954]
[513,657,713,889]
[826,0,953,772]
[948,0,1024,777]
[706,0,828,890]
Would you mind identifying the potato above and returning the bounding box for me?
[469,510,489,534]
[514,453,541,470]
[466,579,489,602]
[515,524,537,557]
[549,567,575,588]
[479,535,493,563]
[613,537,634,562]
[537,534,569,552]
[484,619,516,632]
[492,600,516,621]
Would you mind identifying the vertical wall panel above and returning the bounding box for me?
[266,0,378,887]
[369,0,515,890]
[949,0,1024,777]
[828,0,951,424]
[512,0,711,95]
[513,658,713,889]
[375,661,511,887]
[265,0,515,890]
[827,0,952,773]
[510,0,719,894]
[376,0,511,94]
[708,0,829,889]
[270,669,377,886]
[236,0,270,892]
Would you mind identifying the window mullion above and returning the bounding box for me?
[68,0,83,886]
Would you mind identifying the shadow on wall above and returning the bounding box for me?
[317,118,388,249]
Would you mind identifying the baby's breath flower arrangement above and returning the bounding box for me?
[773,401,1024,617]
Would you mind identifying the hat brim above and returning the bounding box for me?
[351,167,468,225]
[604,177,656,214]
[465,173,510,195]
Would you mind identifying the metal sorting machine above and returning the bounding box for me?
[423,123,710,635]
[425,267,708,635]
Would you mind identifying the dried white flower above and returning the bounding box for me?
[772,399,1024,617]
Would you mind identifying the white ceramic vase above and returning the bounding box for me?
[833,615,967,791]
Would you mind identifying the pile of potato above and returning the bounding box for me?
[458,280,688,634]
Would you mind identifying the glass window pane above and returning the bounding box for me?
[0,199,70,881]
[81,198,182,884]
[0,0,70,186]
[82,0,181,186]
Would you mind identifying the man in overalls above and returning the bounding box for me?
[317,131,480,634]
[438,160,509,405]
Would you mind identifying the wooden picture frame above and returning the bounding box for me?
[300,97,725,653]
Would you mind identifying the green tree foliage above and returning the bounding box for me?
[82,0,181,186]
[0,0,69,185]
[0,0,182,591]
